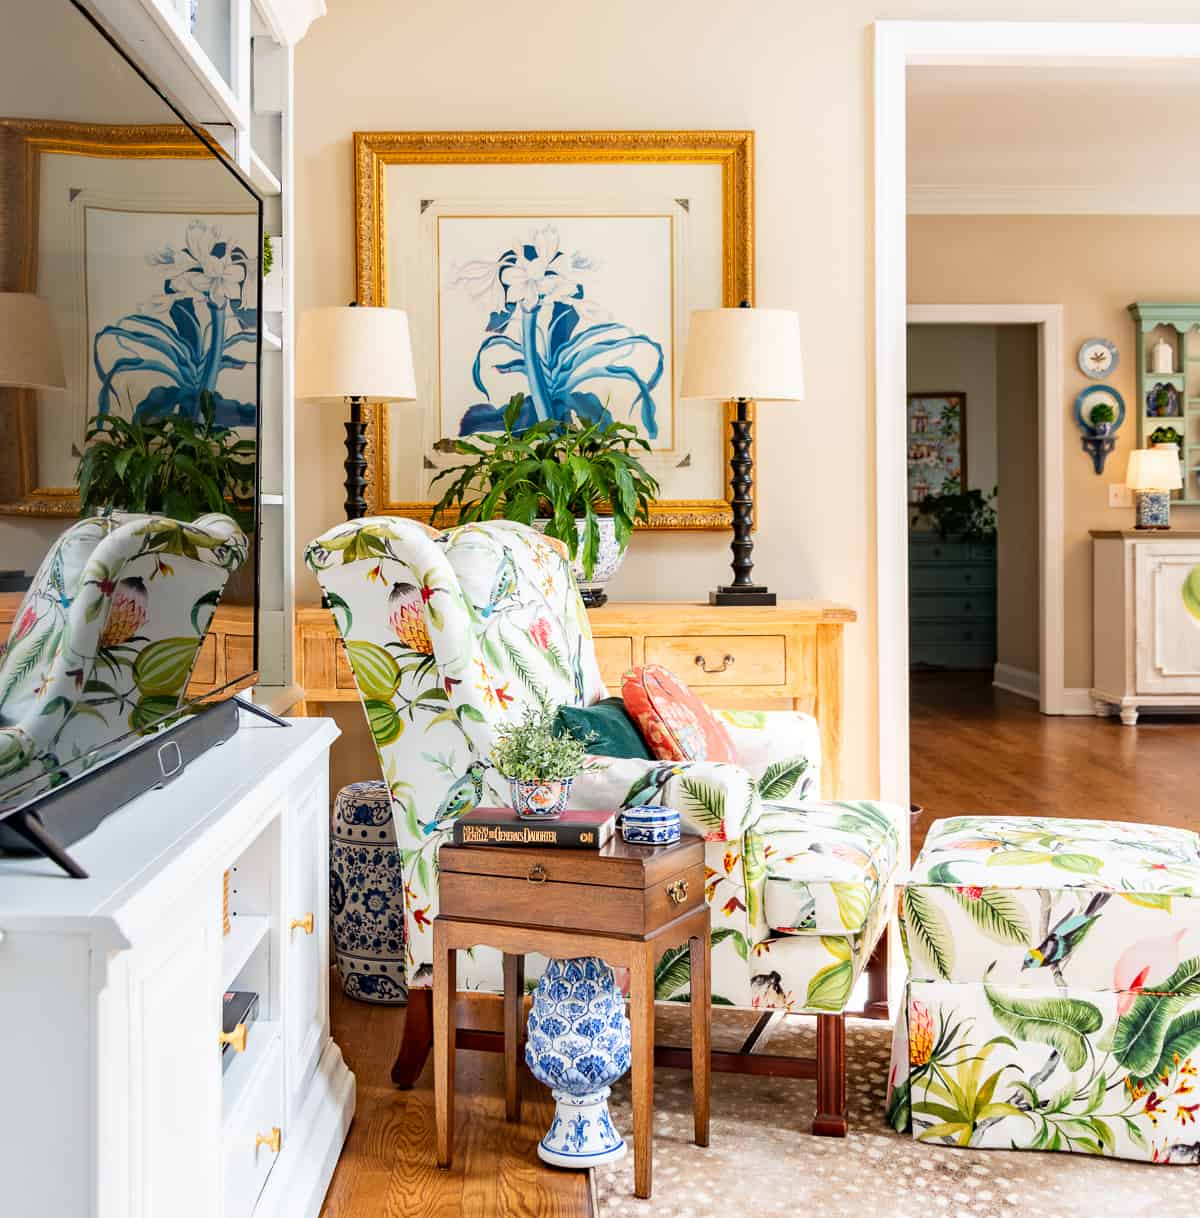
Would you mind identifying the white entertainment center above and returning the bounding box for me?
[0,716,351,1218]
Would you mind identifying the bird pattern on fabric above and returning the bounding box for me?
[1023,891,1112,972]
[620,762,686,810]
[478,548,519,619]
[423,760,487,835]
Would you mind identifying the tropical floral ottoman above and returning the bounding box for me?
[887,815,1200,1164]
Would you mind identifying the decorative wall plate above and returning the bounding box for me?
[1146,381,1183,418]
[1078,338,1119,379]
[1075,384,1126,432]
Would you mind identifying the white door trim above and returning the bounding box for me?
[873,19,1200,808]
[907,303,1064,717]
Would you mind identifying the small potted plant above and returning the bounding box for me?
[490,701,600,820]
[1088,401,1116,435]
[429,393,660,606]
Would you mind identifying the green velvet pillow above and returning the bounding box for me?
[555,697,653,760]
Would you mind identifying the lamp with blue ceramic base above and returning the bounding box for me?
[1126,444,1183,530]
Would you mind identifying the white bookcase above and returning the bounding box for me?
[84,0,324,708]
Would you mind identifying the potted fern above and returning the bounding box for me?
[491,701,601,820]
[429,393,659,606]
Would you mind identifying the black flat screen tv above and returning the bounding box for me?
[0,0,265,875]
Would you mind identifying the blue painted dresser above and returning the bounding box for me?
[908,533,997,670]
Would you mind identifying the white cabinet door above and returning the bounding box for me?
[282,766,329,1113]
[1135,542,1200,694]
[128,881,221,1218]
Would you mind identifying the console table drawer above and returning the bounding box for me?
[594,634,633,687]
[645,634,786,687]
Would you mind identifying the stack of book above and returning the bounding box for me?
[452,808,616,850]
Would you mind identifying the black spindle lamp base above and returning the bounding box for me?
[344,393,368,520]
[712,395,774,606]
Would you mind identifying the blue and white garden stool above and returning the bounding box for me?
[525,957,632,1168]
[329,780,407,1005]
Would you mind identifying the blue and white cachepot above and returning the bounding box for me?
[534,516,626,608]
[329,780,407,1005]
[525,956,631,1168]
[621,805,681,846]
[508,775,573,820]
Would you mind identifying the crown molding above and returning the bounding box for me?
[908,183,1200,215]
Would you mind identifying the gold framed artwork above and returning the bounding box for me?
[352,129,755,529]
[0,119,255,517]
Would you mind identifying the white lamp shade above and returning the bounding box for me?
[680,307,805,401]
[296,306,417,402]
[0,293,65,390]
[1126,447,1183,491]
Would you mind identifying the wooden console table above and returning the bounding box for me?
[294,599,856,799]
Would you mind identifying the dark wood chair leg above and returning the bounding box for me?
[503,953,525,1121]
[864,929,890,1020]
[391,985,434,1088]
[812,1012,847,1137]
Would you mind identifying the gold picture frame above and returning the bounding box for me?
[0,120,225,517]
[352,129,755,529]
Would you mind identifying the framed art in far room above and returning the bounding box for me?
[352,129,755,530]
[906,391,966,505]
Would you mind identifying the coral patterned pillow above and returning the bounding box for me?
[621,665,737,764]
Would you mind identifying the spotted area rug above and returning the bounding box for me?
[593,1008,1195,1218]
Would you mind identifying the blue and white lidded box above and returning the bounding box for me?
[620,805,681,846]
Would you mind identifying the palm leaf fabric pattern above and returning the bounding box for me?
[0,512,246,812]
[307,517,905,1019]
[889,814,1200,1164]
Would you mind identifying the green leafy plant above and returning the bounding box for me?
[912,486,998,543]
[1088,402,1116,427]
[76,391,256,531]
[490,699,602,782]
[429,393,660,578]
[262,233,274,278]
[1150,425,1184,455]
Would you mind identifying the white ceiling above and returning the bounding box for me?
[907,63,1200,212]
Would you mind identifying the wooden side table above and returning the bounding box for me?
[433,834,711,1200]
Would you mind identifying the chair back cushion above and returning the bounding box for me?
[622,664,737,763]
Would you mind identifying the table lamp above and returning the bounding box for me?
[680,304,805,605]
[0,292,66,391]
[296,304,417,519]
[1125,445,1183,530]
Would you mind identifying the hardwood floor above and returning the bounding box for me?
[319,986,593,1218]
[910,669,1200,856]
[320,673,1198,1216]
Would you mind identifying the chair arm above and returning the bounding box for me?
[569,755,762,841]
[715,708,821,800]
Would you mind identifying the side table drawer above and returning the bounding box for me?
[440,862,705,936]
[646,634,786,687]
[594,635,633,687]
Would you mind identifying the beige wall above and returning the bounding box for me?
[909,214,1200,689]
[995,325,1040,676]
[293,0,1200,793]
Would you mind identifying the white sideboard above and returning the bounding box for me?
[0,714,353,1218]
[1091,530,1200,724]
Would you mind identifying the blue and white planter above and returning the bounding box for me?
[525,956,631,1169]
[1134,488,1172,530]
[621,805,681,846]
[535,516,626,608]
[508,775,573,820]
[329,780,408,1005]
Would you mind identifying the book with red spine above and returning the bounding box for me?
[451,807,617,850]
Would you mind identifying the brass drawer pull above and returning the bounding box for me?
[528,863,547,884]
[667,878,689,905]
[694,653,734,675]
[218,1023,247,1054]
[290,912,314,935]
[255,1127,281,1155]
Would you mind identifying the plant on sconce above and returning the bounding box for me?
[1075,386,1125,475]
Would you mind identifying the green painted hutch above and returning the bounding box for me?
[1127,302,1200,505]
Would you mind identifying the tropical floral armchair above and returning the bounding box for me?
[0,512,247,813]
[306,517,902,1025]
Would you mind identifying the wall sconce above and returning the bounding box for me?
[1075,385,1125,475]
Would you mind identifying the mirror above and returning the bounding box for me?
[0,0,261,819]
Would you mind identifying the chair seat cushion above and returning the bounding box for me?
[554,696,653,760]
[621,664,737,764]
[753,801,903,935]
[901,814,1200,990]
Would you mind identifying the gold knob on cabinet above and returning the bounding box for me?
[218,1023,248,1054]
[667,878,689,905]
[290,912,314,935]
[255,1127,281,1155]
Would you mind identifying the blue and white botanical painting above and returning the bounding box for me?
[87,210,258,432]
[439,216,672,446]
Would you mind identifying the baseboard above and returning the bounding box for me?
[1060,687,1098,716]
[992,663,1039,702]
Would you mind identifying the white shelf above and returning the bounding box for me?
[260,493,284,506]
[222,1020,281,1122]
[262,326,282,351]
[221,914,270,992]
[248,149,281,195]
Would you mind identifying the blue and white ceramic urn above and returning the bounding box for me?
[621,804,681,846]
[525,956,631,1168]
[329,780,407,1005]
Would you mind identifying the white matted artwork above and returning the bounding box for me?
[355,132,754,529]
